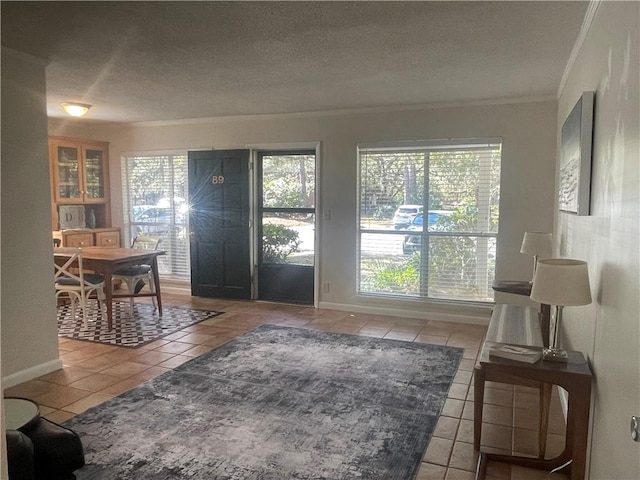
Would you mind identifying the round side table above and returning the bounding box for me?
[4,397,40,432]
[4,396,85,479]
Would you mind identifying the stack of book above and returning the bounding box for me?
[488,344,542,364]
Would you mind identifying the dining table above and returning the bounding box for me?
[54,246,166,330]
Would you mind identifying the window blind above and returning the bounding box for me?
[357,140,501,303]
[121,152,190,279]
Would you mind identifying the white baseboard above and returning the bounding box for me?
[2,359,63,390]
[159,279,191,296]
[158,280,492,326]
[318,301,491,325]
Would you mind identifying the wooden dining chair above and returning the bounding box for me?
[54,247,106,328]
[112,235,162,313]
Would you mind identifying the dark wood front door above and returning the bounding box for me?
[188,150,251,299]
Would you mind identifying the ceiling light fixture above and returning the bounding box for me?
[60,102,92,117]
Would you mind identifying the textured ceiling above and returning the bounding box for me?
[1,1,588,124]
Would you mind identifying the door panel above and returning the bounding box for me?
[259,264,314,304]
[188,150,251,299]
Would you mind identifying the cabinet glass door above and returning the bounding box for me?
[55,146,81,201]
[83,148,105,201]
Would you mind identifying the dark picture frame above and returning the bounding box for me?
[559,91,595,215]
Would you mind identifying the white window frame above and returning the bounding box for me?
[357,138,502,304]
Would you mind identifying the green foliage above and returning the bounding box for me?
[360,153,425,217]
[262,224,301,263]
[428,237,476,291]
[369,255,420,293]
[262,156,315,209]
[360,149,501,228]
[127,155,187,206]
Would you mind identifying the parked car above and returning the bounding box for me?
[402,211,453,254]
[392,205,423,229]
[133,206,186,235]
[131,204,154,222]
[135,206,173,223]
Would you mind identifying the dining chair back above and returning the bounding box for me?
[112,235,163,313]
[54,247,106,328]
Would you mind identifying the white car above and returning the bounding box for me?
[392,205,423,229]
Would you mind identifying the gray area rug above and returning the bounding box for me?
[57,303,222,348]
[64,325,463,479]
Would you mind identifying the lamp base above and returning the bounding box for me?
[543,347,569,362]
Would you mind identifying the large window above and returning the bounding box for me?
[121,152,189,279]
[358,139,501,303]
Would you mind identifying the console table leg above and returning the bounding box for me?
[474,365,486,450]
[567,380,592,480]
[539,382,552,458]
[474,452,488,480]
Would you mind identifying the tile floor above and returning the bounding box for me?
[5,293,568,480]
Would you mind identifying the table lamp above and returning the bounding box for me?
[520,232,552,283]
[530,259,592,362]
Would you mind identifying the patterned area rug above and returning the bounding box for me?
[57,303,222,348]
[64,325,463,479]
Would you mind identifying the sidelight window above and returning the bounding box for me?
[121,152,189,279]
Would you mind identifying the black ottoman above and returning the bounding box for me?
[21,418,85,480]
[6,429,35,480]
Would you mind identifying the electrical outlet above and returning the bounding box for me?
[631,416,639,442]
[323,209,331,221]
[322,282,330,293]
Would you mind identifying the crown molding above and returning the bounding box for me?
[121,94,557,128]
[557,0,602,98]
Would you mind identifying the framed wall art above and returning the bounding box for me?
[558,91,595,215]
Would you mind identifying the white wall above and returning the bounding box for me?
[555,2,640,478]
[51,100,558,321]
[1,48,61,385]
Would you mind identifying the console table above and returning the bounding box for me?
[474,345,592,480]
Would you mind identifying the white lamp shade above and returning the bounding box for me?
[520,232,552,255]
[530,259,592,306]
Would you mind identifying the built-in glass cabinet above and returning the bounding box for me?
[49,136,112,233]
[51,139,107,203]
